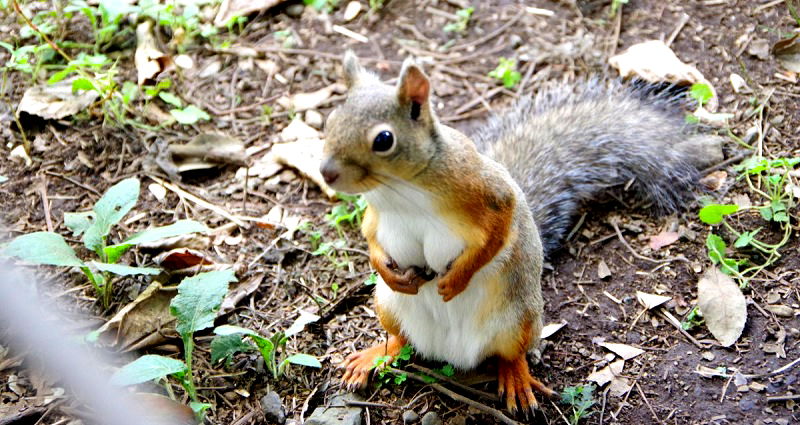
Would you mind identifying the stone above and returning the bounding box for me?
[421,411,442,425]
[402,410,419,424]
[305,110,324,129]
[305,393,363,425]
[286,4,305,17]
[261,391,286,425]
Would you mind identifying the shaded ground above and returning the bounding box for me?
[1,0,799,424]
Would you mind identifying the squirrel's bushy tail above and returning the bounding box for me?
[473,80,721,257]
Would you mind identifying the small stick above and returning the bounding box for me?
[43,171,102,196]
[345,400,400,409]
[389,368,521,425]
[408,364,499,401]
[38,176,54,232]
[549,399,572,425]
[665,13,690,47]
[767,394,800,402]
[658,308,704,349]
[450,10,525,52]
[149,175,248,228]
[332,25,368,43]
[635,382,665,425]
[610,220,687,264]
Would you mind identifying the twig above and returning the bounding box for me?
[665,13,690,47]
[38,176,54,232]
[635,382,665,425]
[549,399,572,425]
[389,368,521,425]
[742,356,800,379]
[450,10,524,52]
[12,0,72,62]
[345,400,401,409]
[658,308,704,349]
[701,151,752,174]
[610,219,688,264]
[148,175,248,228]
[43,171,102,196]
[408,364,499,401]
[767,393,800,402]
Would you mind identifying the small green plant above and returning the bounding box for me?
[327,193,368,228]
[111,270,237,419]
[561,384,596,425]
[444,7,474,33]
[699,156,798,287]
[609,0,628,17]
[211,311,322,379]
[369,0,385,12]
[2,178,207,307]
[681,306,704,330]
[372,344,413,387]
[304,0,339,13]
[488,57,521,89]
[363,272,378,286]
[434,363,455,377]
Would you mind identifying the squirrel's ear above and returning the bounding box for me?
[397,58,430,105]
[396,58,430,120]
[342,50,364,89]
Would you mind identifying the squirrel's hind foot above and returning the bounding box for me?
[340,335,406,390]
[497,356,556,414]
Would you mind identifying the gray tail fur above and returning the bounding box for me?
[473,80,719,257]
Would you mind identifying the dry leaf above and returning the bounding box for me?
[587,359,625,387]
[148,183,167,202]
[597,259,611,279]
[636,291,671,309]
[153,248,213,270]
[271,138,336,198]
[280,116,320,142]
[609,39,717,110]
[135,21,170,85]
[747,38,770,60]
[697,268,747,347]
[214,0,289,27]
[9,145,32,166]
[648,231,680,250]
[291,84,342,111]
[17,78,99,119]
[764,305,794,318]
[773,34,800,73]
[169,133,247,172]
[599,342,645,360]
[220,273,265,315]
[344,1,362,21]
[699,170,728,191]
[92,282,176,350]
[540,321,567,339]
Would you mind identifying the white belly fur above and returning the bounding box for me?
[365,183,514,369]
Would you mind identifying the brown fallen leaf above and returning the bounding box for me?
[135,21,171,86]
[699,170,728,191]
[597,259,611,279]
[290,84,345,111]
[280,116,320,142]
[153,248,213,270]
[133,393,196,425]
[609,39,717,110]
[648,231,680,250]
[17,78,99,120]
[92,282,176,351]
[773,34,800,72]
[220,273,265,315]
[168,133,248,172]
[697,268,747,347]
[587,359,627,394]
[540,321,567,339]
[599,342,645,360]
[636,291,671,310]
[271,138,336,198]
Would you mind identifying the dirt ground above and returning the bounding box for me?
[1,0,799,424]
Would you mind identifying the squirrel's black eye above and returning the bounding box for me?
[372,130,394,154]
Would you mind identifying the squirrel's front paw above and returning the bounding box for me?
[381,261,433,294]
[437,274,467,302]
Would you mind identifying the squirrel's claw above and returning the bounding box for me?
[339,335,406,390]
[497,356,555,414]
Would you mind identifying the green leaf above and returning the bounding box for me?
[3,232,84,267]
[214,324,260,338]
[158,92,183,108]
[110,355,187,386]
[103,243,132,264]
[120,220,208,246]
[285,310,320,338]
[121,81,138,105]
[706,233,727,265]
[170,105,210,125]
[83,178,140,252]
[171,270,237,337]
[72,77,95,92]
[64,211,94,237]
[759,206,773,221]
[698,204,739,225]
[86,261,160,276]
[393,373,407,385]
[210,334,255,365]
[364,273,378,286]
[189,402,212,416]
[47,66,75,84]
[690,83,714,107]
[734,228,761,248]
[284,353,322,368]
[436,364,455,377]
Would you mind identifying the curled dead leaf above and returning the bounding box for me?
[215,0,289,27]
[609,39,717,110]
[773,34,800,73]
[135,21,171,86]
[648,231,680,250]
[17,78,99,120]
[636,291,671,310]
[599,342,645,360]
[697,268,747,347]
[153,248,213,271]
[540,321,567,339]
[271,138,336,198]
[699,170,728,191]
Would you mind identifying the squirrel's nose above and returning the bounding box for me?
[320,158,340,184]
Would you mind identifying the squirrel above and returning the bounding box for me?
[319,51,722,413]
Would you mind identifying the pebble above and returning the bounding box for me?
[402,410,419,423]
[260,391,286,425]
[421,412,442,425]
[700,351,715,361]
[344,1,362,21]
[286,4,305,17]
[305,393,363,425]
[305,110,324,129]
